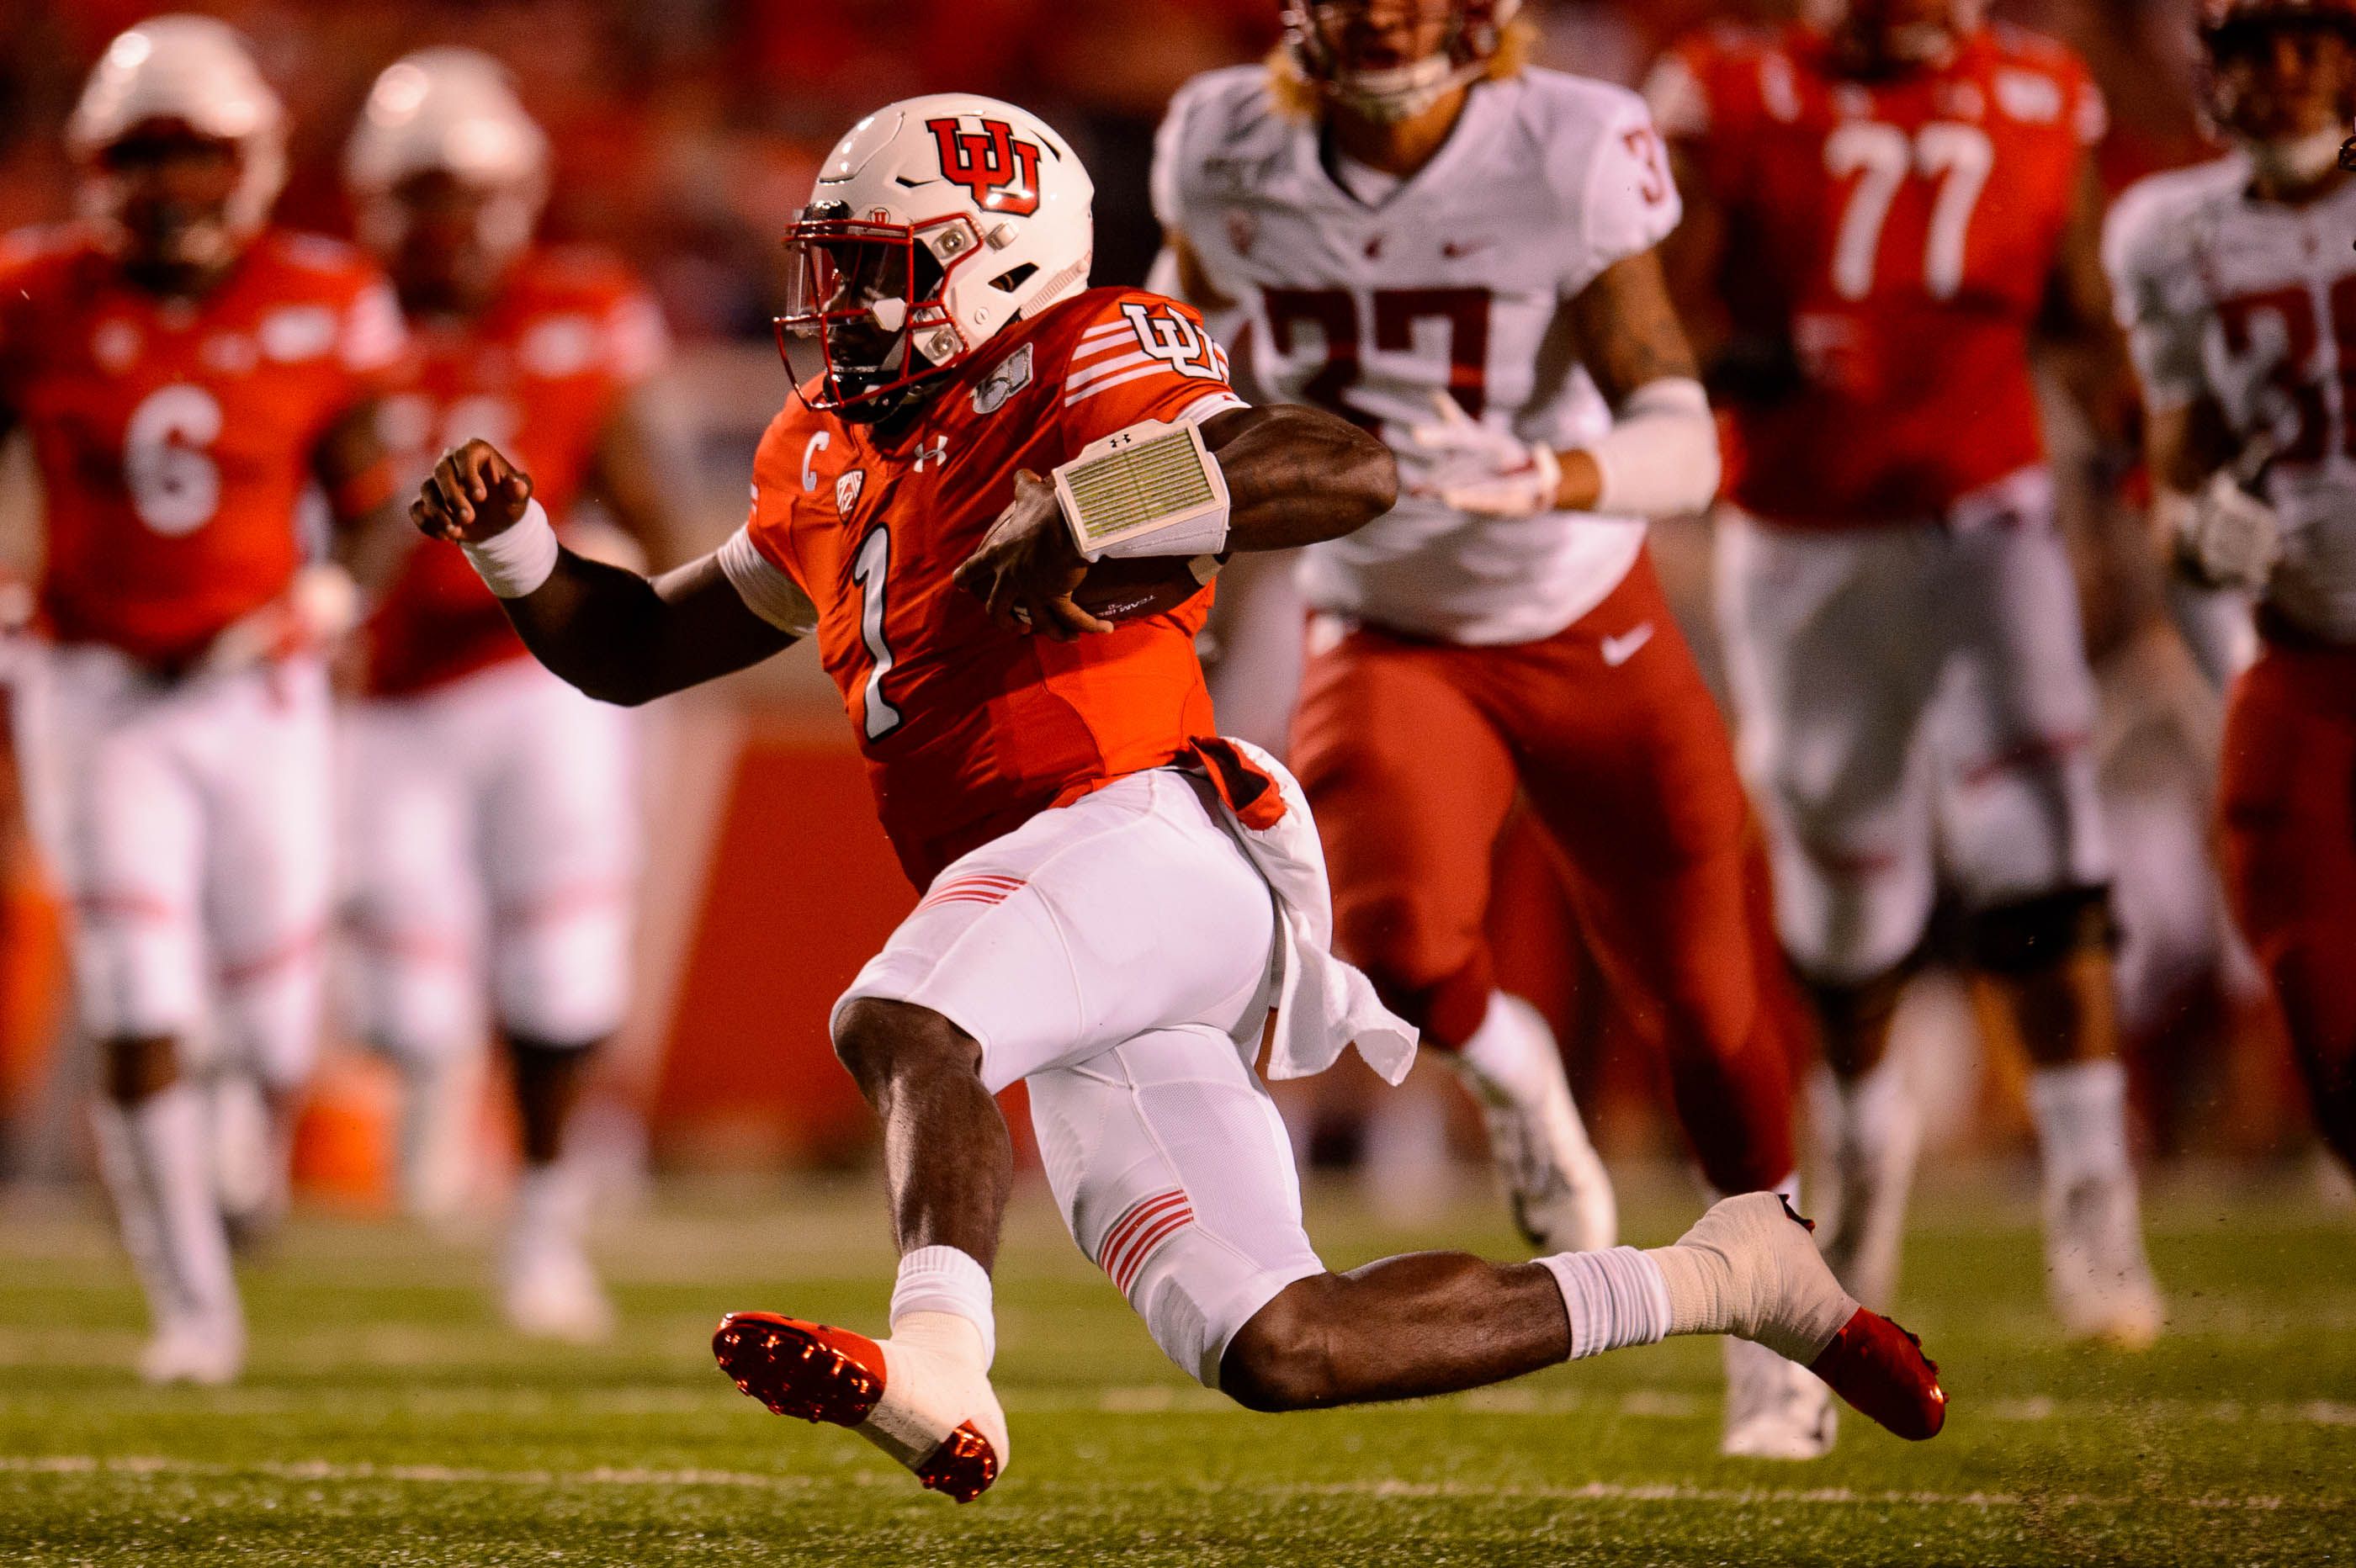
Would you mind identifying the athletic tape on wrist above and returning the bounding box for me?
[459,498,560,598]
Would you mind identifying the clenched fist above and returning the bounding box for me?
[412,438,536,544]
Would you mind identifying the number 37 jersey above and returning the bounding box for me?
[1154,66,1680,646]
[0,225,404,665]
[1648,24,2101,527]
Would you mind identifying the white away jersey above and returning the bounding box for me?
[2105,156,2356,643]
[1154,66,1679,645]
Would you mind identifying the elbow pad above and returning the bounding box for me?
[1587,378,1721,519]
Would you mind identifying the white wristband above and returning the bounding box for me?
[459,498,560,598]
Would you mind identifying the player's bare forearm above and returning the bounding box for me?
[587,385,694,570]
[2037,159,2136,449]
[414,437,794,706]
[1199,405,1398,549]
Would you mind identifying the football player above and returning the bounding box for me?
[341,49,682,1342]
[0,16,407,1381]
[1154,1,1826,1455]
[1648,0,2163,1344]
[413,94,1945,1500]
[2106,0,2356,1184]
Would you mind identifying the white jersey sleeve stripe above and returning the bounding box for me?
[1175,390,1249,426]
[1063,361,1199,408]
[1064,349,1159,391]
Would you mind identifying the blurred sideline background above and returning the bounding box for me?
[0,0,2329,1216]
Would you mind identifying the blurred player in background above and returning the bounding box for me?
[1649,0,2162,1343]
[0,15,407,1382]
[2106,0,2356,1185]
[414,92,1945,1501]
[1155,1,1823,1456]
[341,50,680,1341]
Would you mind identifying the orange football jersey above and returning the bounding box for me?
[366,247,668,696]
[746,285,1245,887]
[0,224,405,665]
[1655,24,2102,527]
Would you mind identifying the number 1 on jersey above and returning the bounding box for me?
[850,523,904,741]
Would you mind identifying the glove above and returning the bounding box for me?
[2177,469,2283,592]
[1404,394,1563,518]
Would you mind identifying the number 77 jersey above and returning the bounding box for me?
[1646,22,2104,528]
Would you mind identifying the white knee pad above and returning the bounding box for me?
[1026,1025,1326,1388]
[1766,828,1938,987]
[218,940,327,1092]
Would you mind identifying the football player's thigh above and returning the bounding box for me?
[1933,523,2109,905]
[1026,1023,1325,1388]
[836,769,1277,1092]
[482,665,639,1044]
[200,661,335,1087]
[1509,614,1757,1041]
[41,649,208,1042]
[1289,631,1518,988]
[1716,517,1940,979]
[340,695,483,1062]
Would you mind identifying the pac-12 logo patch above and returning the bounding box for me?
[927,117,1042,217]
[836,468,866,518]
[970,342,1034,416]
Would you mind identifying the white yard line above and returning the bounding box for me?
[0,1454,2323,1514]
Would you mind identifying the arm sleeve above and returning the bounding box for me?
[717,523,819,637]
[1563,95,1684,298]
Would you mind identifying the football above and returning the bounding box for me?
[1071,551,1223,623]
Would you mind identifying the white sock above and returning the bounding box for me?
[1537,1246,1670,1359]
[512,1160,589,1254]
[1454,992,1543,1100]
[92,1087,238,1327]
[2028,1060,2132,1194]
[890,1245,995,1369]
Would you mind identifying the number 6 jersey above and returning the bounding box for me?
[0,223,405,666]
[1647,22,2102,529]
[1153,65,1679,646]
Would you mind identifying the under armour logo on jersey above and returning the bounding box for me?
[927,118,1042,217]
[1118,303,1228,383]
[836,469,866,517]
[913,435,950,472]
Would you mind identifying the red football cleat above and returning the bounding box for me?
[712,1311,1005,1502]
[1807,1306,1947,1441]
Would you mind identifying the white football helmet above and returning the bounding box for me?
[346,48,549,268]
[776,93,1093,418]
[68,14,286,262]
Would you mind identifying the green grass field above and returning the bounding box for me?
[2,1165,2351,1565]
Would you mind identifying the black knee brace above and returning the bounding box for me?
[1965,885,2116,976]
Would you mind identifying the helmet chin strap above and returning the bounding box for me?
[1332,55,1473,124]
[2247,124,2348,188]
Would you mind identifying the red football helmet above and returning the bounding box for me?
[1279,1,1522,123]
[2199,0,2356,148]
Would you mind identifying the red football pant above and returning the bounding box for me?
[1291,550,1796,1195]
[2219,638,2356,1178]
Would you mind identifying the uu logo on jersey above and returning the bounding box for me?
[926,117,1041,217]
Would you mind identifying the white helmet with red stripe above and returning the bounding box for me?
[346,48,549,268]
[776,93,1094,420]
[68,14,286,259]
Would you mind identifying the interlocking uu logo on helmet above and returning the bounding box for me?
[926,118,1042,217]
